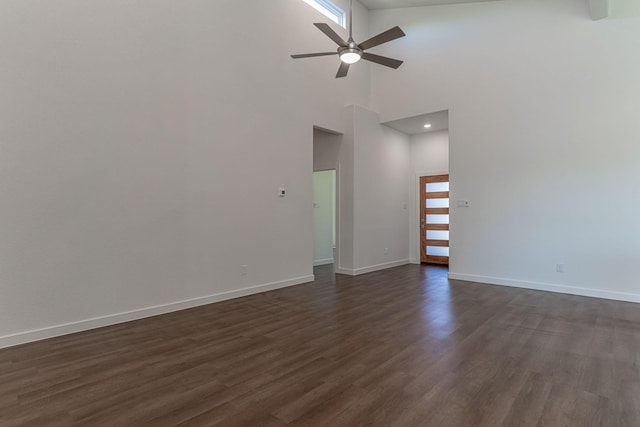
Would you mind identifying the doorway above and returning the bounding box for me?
[420,174,450,265]
[313,170,336,269]
[312,127,342,278]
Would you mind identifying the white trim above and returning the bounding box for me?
[448,272,640,304]
[409,258,420,264]
[355,259,410,275]
[0,275,314,349]
[313,258,334,266]
[337,259,411,276]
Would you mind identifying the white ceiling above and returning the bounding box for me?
[359,0,499,10]
[382,110,448,135]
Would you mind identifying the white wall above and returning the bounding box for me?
[349,106,412,274]
[0,0,374,347]
[336,108,356,273]
[313,128,342,171]
[370,0,640,301]
[410,131,450,174]
[7,0,637,348]
[313,171,336,265]
[611,0,640,18]
[409,131,449,263]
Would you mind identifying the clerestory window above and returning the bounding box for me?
[301,0,346,28]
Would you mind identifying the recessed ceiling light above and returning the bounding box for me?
[424,124,432,128]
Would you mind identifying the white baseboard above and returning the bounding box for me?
[313,258,334,266]
[0,275,314,349]
[409,258,420,265]
[337,259,410,276]
[448,272,640,304]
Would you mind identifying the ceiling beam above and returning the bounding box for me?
[587,0,610,20]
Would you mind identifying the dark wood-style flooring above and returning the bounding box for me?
[2,264,640,426]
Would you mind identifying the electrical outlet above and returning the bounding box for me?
[384,247,388,256]
[240,265,248,276]
[556,263,564,273]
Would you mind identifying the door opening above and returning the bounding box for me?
[312,126,342,278]
[420,174,449,265]
[313,169,336,273]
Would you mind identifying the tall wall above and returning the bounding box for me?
[330,106,412,276]
[350,106,412,274]
[370,0,640,301]
[5,0,637,348]
[0,0,373,347]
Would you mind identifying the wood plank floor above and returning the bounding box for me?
[2,264,640,426]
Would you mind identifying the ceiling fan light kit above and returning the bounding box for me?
[292,0,405,78]
[339,46,362,64]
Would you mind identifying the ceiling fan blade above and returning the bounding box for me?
[358,26,406,51]
[336,62,350,78]
[314,23,348,47]
[361,52,403,69]
[291,52,338,59]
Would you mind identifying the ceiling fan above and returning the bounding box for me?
[292,0,406,78]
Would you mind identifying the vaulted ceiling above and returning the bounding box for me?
[358,0,497,9]
[358,0,616,20]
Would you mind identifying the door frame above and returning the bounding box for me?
[412,170,448,265]
[312,167,339,270]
